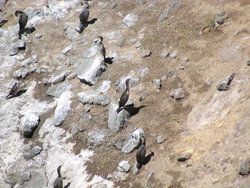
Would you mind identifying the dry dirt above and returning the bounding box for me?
[2,0,250,187]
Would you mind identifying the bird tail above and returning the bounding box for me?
[136,162,142,169]
[116,107,123,113]
[18,30,22,39]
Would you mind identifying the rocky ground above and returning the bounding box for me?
[0,0,250,187]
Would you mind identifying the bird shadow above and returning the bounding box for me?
[137,152,154,170]
[87,18,97,25]
[143,151,154,165]
[64,182,71,188]
[24,26,36,34]
[105,57,114,64]
[15,89,27,97]
[6,89,27,99]
[124,104,146,116]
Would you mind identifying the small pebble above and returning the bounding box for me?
[246,59,250,66]
[156,135,166,144]
[152,79,161,89]
[141,49,151,58]
[239,159,250,175]
[170,50,178,58]
[177,152,192,162]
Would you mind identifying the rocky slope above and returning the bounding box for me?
[0,0,250,187]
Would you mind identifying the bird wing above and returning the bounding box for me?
[119,90,129,108]
[79,9,89,24]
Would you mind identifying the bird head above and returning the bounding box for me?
[82,2,89,9]
[15,10,23,17]
[93,36,103,45]
[125,78,131,88]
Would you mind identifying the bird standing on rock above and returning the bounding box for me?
[54,165,63,188]
[75,2,89,33]
[93,36,106,61]
[117,78,131,113]
[15,10,28,39]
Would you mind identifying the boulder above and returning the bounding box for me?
[108,103,130,132]
[21,113,40,138]
[123,14,138,27]
[77,51,107,86]
[54,91,72,126]
[121,128,144,153]
[65,27,80,41]
[116,76,139,92]
[216,73,235,91]
[117,161,131,172]
[170,84,184,100]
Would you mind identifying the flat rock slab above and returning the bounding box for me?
[47,71,70,85]
[87,129,112,146]
[78,80,111,105]
[47,82,72,98]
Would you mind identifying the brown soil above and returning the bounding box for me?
[3,0,250,187]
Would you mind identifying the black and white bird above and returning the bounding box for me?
[15,10,28,39]
[54,166,63,188]
[117,78,131,113]
[136,143,146,169]
[76,2,89,33]
[93,36,106,61]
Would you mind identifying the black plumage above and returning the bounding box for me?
[117,78,130,113]
[76,3,89,33]
[15,10,28,39]
[136,144,146,169]
[79,6,89,24]
[54,166,63,188]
